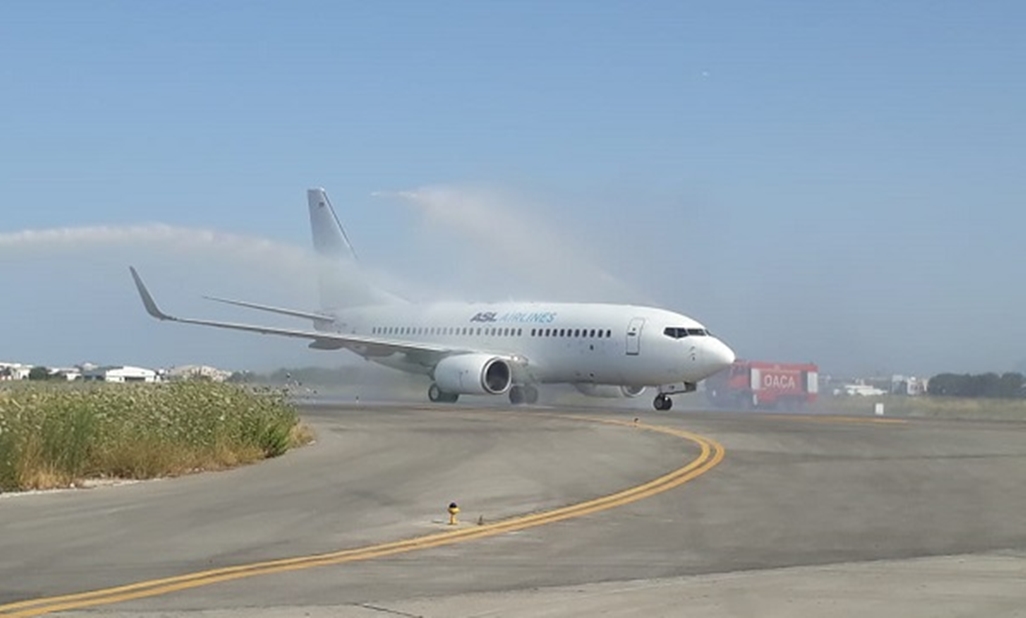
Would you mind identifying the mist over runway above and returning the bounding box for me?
[2,405,1025,617]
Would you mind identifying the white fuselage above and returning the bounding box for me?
[325,301,735,388]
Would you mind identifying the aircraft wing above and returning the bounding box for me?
[129,267,455,362]
[201,295,335,322]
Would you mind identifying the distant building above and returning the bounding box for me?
[891,374,929,396]
[49,367,82,381]
[166,364,233,383]
[835,381,888,397]
[0,362,31,381]
[81,365,159,383]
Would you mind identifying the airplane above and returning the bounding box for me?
[129,188,735,411]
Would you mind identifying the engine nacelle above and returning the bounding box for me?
[434,354,512,395]
[574,384,647,399]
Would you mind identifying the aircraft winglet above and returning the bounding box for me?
[129,266,175,321]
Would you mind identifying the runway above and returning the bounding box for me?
[1,404,1025,616]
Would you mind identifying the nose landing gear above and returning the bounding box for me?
[652,382,697,411]
[653,393,673,411]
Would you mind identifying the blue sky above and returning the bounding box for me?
[2,1,1024,377]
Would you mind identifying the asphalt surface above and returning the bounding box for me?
[2,403,1025,617]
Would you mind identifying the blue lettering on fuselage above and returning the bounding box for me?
[469,311,557,324]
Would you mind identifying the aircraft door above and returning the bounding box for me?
[625,317,645,356]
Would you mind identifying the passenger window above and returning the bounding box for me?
[606,329,612,338]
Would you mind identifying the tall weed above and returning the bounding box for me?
[0,382,309,491]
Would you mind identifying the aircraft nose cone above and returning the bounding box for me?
[706,337,736,372]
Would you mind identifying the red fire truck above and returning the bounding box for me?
[705,360,819,410]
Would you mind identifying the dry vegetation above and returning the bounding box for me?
[0,381,312,492]
[814,394,1026,421]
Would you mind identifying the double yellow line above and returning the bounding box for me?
[0,415,724,617]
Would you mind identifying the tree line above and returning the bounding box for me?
[927,372,1026,399]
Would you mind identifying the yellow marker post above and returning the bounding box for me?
[447,502,460,526]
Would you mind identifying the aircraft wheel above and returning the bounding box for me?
[524,385,539,404]
[653,394,673,411]
[509,385,525,405]
[430,383,459,403]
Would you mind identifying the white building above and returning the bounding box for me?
[0,362,31,381]
[166,364,233,383]
[835,381,889,397]
[891,374,929,396]
[49,367,82,381]
[81,365,160,383]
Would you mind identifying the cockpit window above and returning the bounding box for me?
[664,326,707,339]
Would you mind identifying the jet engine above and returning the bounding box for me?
[433,354,513,395]
[574,384,647,398]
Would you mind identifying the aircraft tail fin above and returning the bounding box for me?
[307,188,358,262]
[306,188,403,309]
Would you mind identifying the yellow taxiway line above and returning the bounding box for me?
[0,414,724,617]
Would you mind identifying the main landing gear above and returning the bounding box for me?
[428,383,459,404]
[428,383,539,405]
[508,384,540,405]
[653,393,673,411]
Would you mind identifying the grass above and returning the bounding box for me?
[813,394,1026,421]
[0,381,312,492]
